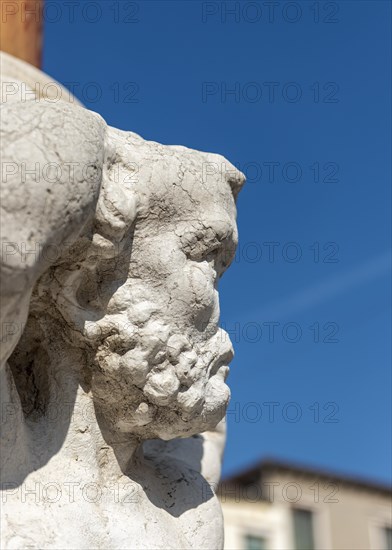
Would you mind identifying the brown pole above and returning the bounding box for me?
[0,0,43,68]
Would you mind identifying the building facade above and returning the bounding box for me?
[218,460,392,550]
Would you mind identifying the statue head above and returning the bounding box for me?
[5,102,245,442]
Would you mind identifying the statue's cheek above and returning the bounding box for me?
[179,261,217,312]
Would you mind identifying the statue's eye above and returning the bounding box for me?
[203,244,220,261]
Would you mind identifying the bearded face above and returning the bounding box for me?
[82,277,235,440]
[40,127,245,440]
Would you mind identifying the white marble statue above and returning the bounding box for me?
[0,52,245,549]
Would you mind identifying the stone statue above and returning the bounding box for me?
[0,52,245,549]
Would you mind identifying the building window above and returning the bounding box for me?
[244,534,267,550]
[384,526,392,550]
[292,508,315,550]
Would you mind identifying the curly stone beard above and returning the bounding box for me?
[87,310,233,441]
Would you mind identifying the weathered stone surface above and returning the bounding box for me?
[0,52,244,549]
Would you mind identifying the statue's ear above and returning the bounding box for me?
[94,178,138,244]
[92,127,139,250]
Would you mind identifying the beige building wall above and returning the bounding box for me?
[222,498,291,550]
[220,467,392,550]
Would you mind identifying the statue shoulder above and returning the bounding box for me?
[1,101,107,278]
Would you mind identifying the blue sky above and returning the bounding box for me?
[44,0,391,484]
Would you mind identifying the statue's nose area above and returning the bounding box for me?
[203,152,246,198]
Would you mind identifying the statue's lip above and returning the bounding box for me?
[215,365,230,381]
[209,358,230,379]
[208,346,234,378]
